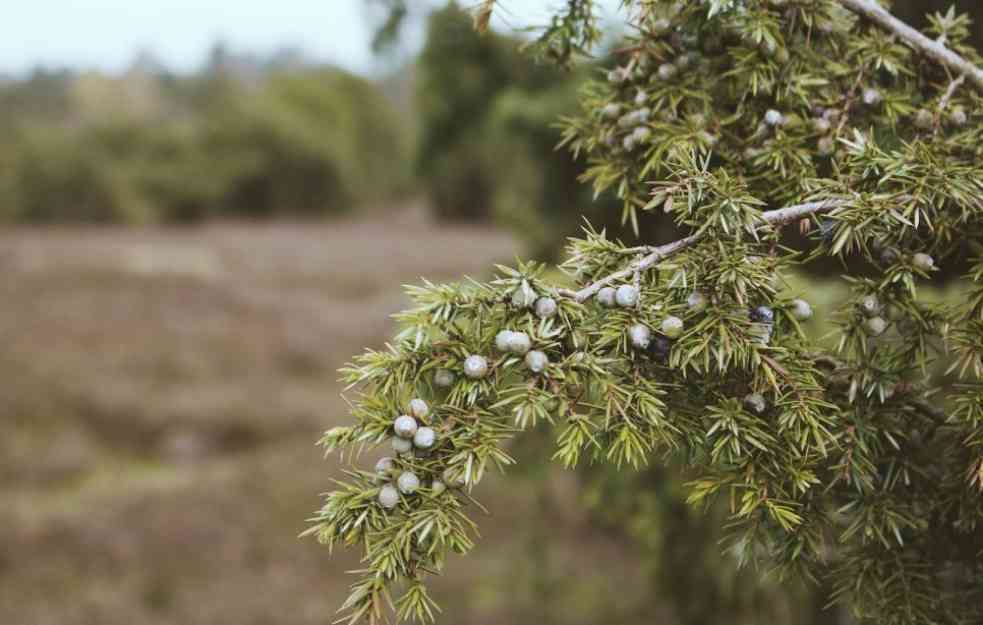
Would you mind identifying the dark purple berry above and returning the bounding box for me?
[750,306,774,324]
[648,335,673,362]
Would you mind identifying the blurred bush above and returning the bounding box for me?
[0,64,410,223]
[415,3,636,259]
[414,3,692,260]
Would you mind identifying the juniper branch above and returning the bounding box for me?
[838,0,983,91]
[558,199,845,302]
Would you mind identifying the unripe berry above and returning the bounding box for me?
[914,109,934,129]
[496,330,515,352]
[409,398,429,419]
[393,415,418,439]
[860,295,881,318]
[392,436,413,455]
[743,393,767,415]
[525,350,549,373]
[602,103,622,119]
[629,323,652,349]
[750,306,774,324]
[434,369,455,388]
[790,299,813,321]
[775,48,790,64]
[535,297,558,319]
[375,456,395,476]
[463,355,488,379]
[687,291,708,313]
[413,426,436,450]
[597,286,617,307]
[378,484,400,509]
[912,252,934,271]
[864,316,887,337]
[430,479,447,496]
[661,316,684,339]
[949,107,967,126]
[818,136,835,156]
[658,63,677,80]
[675,53,692,70]
[506,331,532,355]
[813,118,831,134]
[634,90,648,106]
[622,134,638,151]
[861,87,882,106]
[397,471,420,495]
[764,109,784,126]
[881,247,900,264]
[616,284,640,307]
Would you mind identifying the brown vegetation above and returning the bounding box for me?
[0,209,655,625]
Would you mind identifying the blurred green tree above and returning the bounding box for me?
[0,62,410,223]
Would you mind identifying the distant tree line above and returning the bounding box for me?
[0,47,411,223]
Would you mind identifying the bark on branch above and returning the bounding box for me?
[837,0,983,91]
[558,199,845,302]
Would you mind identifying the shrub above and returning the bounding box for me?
[310,3,983,625]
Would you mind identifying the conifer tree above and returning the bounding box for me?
[305,2,983,623]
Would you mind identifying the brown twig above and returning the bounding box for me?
[937,74,966,114]
[557,199,846,302]
[837,0,983,91]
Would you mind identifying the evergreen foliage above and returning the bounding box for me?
[309,2,983,623]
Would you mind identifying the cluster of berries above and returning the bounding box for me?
[859,294,888,336]
[602,31,706,152]
[748,298,812,344]
[457,294,559,381]
[378,399,448,509]
[599,285,814,355]
[389,399,437,456]
[494,328,549,373]
[811,106,842,156]
[913,107,967,130]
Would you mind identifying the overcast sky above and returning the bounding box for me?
[0,0,622,76]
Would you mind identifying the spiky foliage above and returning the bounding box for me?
[309,2,983,623]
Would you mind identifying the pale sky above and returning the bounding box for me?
[0,0,622,77]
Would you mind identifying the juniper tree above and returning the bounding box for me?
[306,1,983,623]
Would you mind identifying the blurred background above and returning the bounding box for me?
[1,1,980,624]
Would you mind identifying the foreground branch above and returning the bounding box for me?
[559,199,844,302]
[838,0,983,91]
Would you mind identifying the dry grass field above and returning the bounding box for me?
[0,207,650,625]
